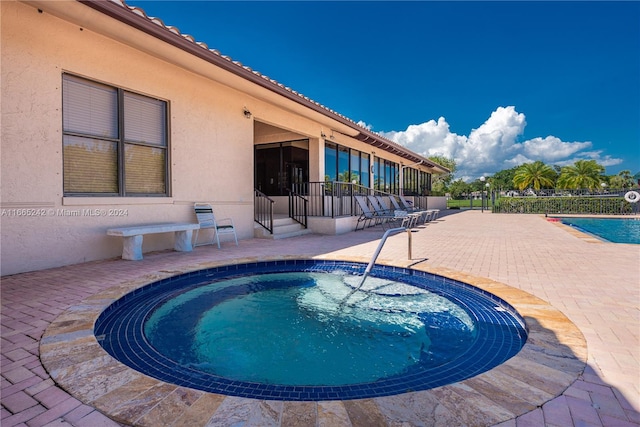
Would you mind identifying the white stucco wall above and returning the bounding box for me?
[426,197,447,210]
[0,1,256,275]
[1,1,446,275]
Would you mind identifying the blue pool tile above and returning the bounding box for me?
[94,259,527,401]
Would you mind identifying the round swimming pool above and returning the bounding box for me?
[94,260,527,401]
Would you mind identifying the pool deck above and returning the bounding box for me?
[2,210,639,426]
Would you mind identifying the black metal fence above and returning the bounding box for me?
[492,187,640,215]
[296,181,419,218]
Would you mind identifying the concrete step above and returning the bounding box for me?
[268,228,313,240]
[254,216,313,239]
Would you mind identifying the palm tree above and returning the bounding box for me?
[608,170,634,189]
[513,161,557,191]
[557,160,605,190]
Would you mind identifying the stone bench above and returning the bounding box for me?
[107,223,200,260]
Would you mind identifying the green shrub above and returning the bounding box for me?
[493,196,635,215]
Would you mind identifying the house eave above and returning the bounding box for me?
[45,0,450,175]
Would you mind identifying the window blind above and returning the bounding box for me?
[62,74,168,196]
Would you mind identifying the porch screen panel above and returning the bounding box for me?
[385,161,392,192]
[404,168,417,195]
[361,154,370,188]
[324,142,337,181]
[350,150,360,184]
[338,146,349,182]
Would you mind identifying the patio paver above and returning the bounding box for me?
[2,210,639,426]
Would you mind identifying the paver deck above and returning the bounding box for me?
[2,210,639,426]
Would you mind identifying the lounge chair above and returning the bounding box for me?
[399,195,419,211]
[193,203,238,248]
[393,195,429,225]
[374,195,395,214]
[376,195,421,228]
[354,195,401,230]
[399,196,443,224]
[388,195,408,212]
[367,196,412,229]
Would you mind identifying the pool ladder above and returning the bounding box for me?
[339,227,406,307]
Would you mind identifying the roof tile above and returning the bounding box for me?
[105,0,448,172]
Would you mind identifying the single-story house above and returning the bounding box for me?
[0,0,449,276]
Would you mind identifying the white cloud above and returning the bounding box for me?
[380,106,623,181]
[522,136,591,161]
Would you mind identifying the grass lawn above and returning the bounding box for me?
[447,199,488,209]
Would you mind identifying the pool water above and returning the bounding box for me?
[144,272,476,386]
[95,260,527,401]
[561,217,640,244]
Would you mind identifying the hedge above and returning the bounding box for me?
[493,196,637,215]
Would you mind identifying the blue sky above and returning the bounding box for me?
[127,1,639,181]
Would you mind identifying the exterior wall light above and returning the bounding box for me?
[243,107,252,119]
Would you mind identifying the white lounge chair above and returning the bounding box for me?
[367,196,411,229]
[378,195,421,228]
[193,203,238,248]
[354,195,401,230]
[393,196,429,224]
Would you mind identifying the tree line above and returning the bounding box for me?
[428,156,638,200]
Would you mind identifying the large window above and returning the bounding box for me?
[324,142,370,186]
[324,142,338,182]
[62,74,169,196]
[373,156,399,193]
[402,167,432,195]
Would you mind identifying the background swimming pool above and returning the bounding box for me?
[561,217,640,244]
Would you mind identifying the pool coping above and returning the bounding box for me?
[39,255,588,426]
[546,215,640,245]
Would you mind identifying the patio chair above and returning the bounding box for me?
[399,195,418,211]
[379,195,422,228]
[367,195,411,229]
[354,195,378,230]
[398,195,429,224]
[193,203,238,248]
[374,195,396,214]
[388,195,403,211]
[354,195,399,231]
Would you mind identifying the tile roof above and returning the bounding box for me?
[80,0,449,173]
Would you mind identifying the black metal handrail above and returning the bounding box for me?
[304,181,368,218]
[261,182,430,224]
[304,181,412,218]
[254,189,274,234]
[288,190,308,228]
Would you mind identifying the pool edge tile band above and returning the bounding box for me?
[94,260,527,401]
